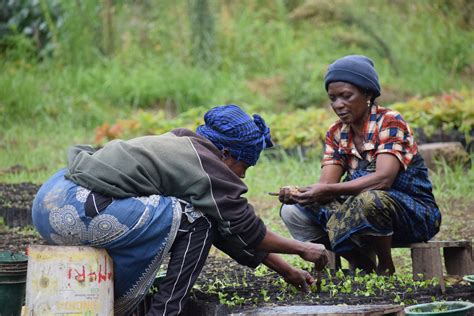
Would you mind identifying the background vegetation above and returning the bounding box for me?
[1,0,473,269]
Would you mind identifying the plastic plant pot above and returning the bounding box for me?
[0,251,28,316]
[463,275,474,289]
[405,301,474,316]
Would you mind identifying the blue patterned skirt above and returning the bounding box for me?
[32,169,182,315]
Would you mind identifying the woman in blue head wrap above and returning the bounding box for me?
[196,104,273,177]
[32,103,328,315]
[278,55,440,275]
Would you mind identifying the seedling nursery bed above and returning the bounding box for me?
[0,182,472,315]
[185,257,473,313]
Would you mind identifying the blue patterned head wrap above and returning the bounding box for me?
[196,104,273,166]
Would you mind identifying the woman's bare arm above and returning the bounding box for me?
[294,154,401,205]
[256,229,327,291]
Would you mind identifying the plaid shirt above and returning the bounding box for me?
[322,105,418,175]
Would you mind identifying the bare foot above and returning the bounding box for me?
[376,264,395,275]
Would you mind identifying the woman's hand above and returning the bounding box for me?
[262,253,316,293]
[299,242,328,271]
[282,267,315,292]
[278,186,299,204]
[292,184,329,206]
[258,230,328,290]
[257,230,329,271]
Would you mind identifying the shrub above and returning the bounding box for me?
[390,89,473,139]
[0,0,61,58]
[93,90,473,155]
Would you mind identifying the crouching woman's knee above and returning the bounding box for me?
[280,204,303,226]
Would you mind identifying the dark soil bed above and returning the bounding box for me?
[0,228,46,253]
[0,182,39,227]
[188,257,473,313]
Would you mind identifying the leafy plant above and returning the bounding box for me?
[92,90,472,158]
[391,89,473,140]
[195,262,444,310]
[188,0,215,66]
[0,0,62,58]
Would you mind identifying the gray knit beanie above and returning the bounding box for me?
[324,55,381,99]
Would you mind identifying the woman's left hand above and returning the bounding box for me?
[283,267,315,292]
[292,184,328,206]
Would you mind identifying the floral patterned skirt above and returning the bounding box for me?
[297,190,400,253]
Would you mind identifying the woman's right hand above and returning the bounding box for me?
[278,186,299,204]
[282,267,315,292]
[299,242,328,271]
[262,253,315,293]
[292,184,328,206]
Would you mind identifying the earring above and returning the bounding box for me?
[367,100,371,107]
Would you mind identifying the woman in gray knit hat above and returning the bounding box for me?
[278,55,441,275]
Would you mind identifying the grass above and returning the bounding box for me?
[0,122,93,183]
[1,1,472,126]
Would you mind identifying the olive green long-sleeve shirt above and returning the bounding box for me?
[66,128,267,267]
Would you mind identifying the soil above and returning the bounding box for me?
[0,183,45,252]
[1,183,473,315]
[0,182,39,227]
[0,228,46,253]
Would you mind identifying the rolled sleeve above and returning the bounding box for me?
[376,112,417,169]
[321,125,347,169]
